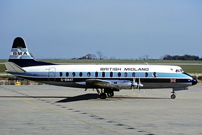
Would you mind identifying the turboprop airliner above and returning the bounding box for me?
[5,37,198,99]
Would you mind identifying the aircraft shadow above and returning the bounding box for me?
[0,94,169,103]
[0,96,71,98]
[111,96,170,100]
[56,94,99,103]
[56,94,169,103]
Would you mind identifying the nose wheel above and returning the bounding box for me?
[171,90,176,99]
[171,94,176,99]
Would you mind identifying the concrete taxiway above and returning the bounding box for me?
[0,85,202,135]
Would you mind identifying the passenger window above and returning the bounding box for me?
[72,72,76,77]
[132,72,135,77]
[60,72,63,77]
[87,72,91,77]
[153,72,157,77]
[95,72,98,77]
[145,72,148,77]
[79,72,83,77]
[118,72,121,77]
[124,72,127,77]
[66,72,69,77]
[102,72,105,77]
[110,72,113,77]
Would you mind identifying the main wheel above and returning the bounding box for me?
[99,93,107,99]
[107,92,114,97]
[171,94,176,99]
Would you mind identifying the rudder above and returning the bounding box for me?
[9,37,55,67]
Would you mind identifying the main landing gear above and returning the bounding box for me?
[96,88,114,99]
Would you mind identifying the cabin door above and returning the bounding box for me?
[48,67,56,82]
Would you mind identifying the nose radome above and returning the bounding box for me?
[192,78,198,85]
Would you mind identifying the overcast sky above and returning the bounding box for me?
[1,0,202,59]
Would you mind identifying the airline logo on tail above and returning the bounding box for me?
[9,48,32,59]
[11,50,29,56]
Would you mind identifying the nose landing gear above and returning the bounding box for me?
[171,90,176,99]
[171,93,176,99]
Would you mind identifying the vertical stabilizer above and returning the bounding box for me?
[9,37,55,67]
[9,37,33,60]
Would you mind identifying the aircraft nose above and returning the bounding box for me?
[192,78,198,85]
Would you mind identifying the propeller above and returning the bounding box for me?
[132,78,137,95]
[138,78,143,97]
[132,78,143,97]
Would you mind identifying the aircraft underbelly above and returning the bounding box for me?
[14,74,193,90]
[142,82,192,89]
[40,80,192,89]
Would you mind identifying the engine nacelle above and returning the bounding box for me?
[108,80,132,89]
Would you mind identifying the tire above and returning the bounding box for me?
[99,93,107,99]
[171,94,176,99]
[107,92,114,97]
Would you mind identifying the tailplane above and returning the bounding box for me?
[9,37,55,67]
[5,62,26,73]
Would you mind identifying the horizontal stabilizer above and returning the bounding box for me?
[5,62,26,73]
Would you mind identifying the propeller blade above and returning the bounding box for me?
[133,86,135,95]
[138,78,141,97]
[139,89,140,97]
[132,78,137,95]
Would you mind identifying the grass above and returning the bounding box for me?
[0,59,7,63]
[39,59,202,64]
[0,64,6,73]
[179,65,202,73]
[1,59,202,73]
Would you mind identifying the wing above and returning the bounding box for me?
[75,79,132,89]
[75,79,110,87]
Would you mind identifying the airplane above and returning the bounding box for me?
[5,37,198,99]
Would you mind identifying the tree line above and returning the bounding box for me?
[162,55,202,60]
[75,52,202,61]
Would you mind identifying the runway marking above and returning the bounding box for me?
[0,90,123,135]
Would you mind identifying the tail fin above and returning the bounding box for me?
[9,37,55,67]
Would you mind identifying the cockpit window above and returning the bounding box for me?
[176,69,183,73]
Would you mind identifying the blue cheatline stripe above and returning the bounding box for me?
[11,48,29,52]
[9,55,33,59]
[7,71,192,79]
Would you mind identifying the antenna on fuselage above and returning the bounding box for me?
[144,62,148,65]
